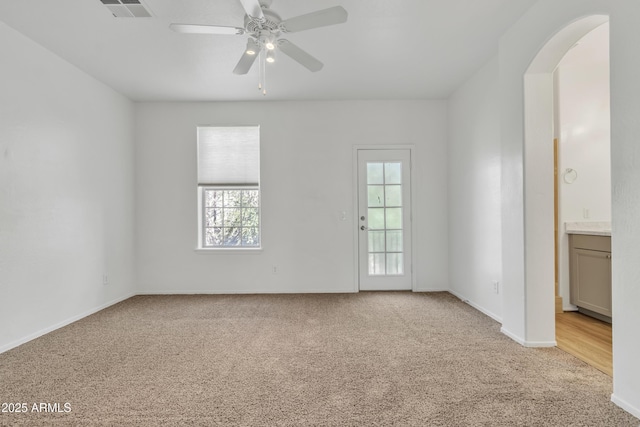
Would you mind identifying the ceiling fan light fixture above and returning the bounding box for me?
[262,33,276,50]
[266,49,276,63]
[257,31,276,50]
[246,39,258,55]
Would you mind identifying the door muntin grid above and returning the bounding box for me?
[366,162,404,276]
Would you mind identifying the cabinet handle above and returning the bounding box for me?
[606,254,611,259]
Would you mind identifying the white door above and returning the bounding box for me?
[357,149,412,290]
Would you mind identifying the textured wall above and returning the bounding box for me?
[609,1,640,417]
[0,23,136,352]
[447,55,503,321]
[134,100,449,294]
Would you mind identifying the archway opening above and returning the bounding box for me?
[522,15,610,346]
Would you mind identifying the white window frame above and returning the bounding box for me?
[199,186,261,250]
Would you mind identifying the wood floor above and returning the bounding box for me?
[556,311,612,376]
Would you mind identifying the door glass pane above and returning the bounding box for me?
[385,185,402,207]
[368,185,385,207]
[369,253,385,275]
[385,208,403,229]
[368,208,385,229]
[386,253,404,275]
[367,163,384,184]
[368,231,385,252]
[385,162,402,184]
[386,230,403,252]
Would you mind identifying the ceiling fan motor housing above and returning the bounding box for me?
[244,7,282,35]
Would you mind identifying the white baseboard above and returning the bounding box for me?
[448,290,503,323]
[499,327,556,347]
[611,393,640,419]
[0,293,135,354]
[500,326,526,345]
[136,289,357,295]
[140,288,448,295]
[522,340,557,348]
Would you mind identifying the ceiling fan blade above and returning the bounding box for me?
[238,0,264,20]
[233,48,262,75]
[281,6,348,33]
[278,40,323,72]
[170,23,244,35]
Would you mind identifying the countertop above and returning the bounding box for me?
[565,221,611,236]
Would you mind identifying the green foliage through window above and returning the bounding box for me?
[203,188,260,247]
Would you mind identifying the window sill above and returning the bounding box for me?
[194,248,263,254]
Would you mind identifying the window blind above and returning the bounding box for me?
[197,126,260,186]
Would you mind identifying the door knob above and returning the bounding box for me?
[360,225,367,230]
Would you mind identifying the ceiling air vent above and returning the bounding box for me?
[100,0,152,18]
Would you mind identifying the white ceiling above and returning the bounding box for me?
[0,0,537,101]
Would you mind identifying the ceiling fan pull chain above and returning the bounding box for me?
[258,49,263,90]
[256,48,266,96]
[263,54,267,96]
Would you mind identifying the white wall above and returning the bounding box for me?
[556,23,611,309]
[0,22,136,352]
[498,0,640,417]
[609,1,640,417]
[447,56,502,321]
[134,100,448,294]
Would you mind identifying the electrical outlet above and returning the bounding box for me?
[103,274,109,286]
[272,266,278,274]
[492,281,499,294]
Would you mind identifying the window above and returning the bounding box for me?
[197,126,260,249]
[202,188,260,247]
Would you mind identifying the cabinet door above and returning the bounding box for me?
[570,248,612,317]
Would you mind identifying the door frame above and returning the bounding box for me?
[352,145,416,292]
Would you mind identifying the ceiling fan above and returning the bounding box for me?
[170,0,348,93]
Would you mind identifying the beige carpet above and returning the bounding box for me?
[0,292,637,426]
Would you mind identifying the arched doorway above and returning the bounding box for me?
[521,15,609,345]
